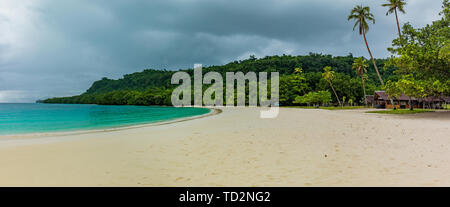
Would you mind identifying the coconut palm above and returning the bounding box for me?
[382,0,406,42]
[348,5,384,86]
[322,66,342,106]
[352,57,369,105]
[294,67,303,74]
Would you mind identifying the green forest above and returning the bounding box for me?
[41,53,394,106]
[42,0,449,107]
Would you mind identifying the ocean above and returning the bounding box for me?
[0,103,210,135]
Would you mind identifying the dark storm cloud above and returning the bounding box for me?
[0,0,444,102]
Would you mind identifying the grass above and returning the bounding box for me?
[285,106,366,110]
[366,109,435,114]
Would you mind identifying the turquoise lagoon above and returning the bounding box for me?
[0,103,210,135]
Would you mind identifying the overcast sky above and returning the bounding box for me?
[0,0,444,102]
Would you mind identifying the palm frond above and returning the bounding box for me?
[353,21,359,31]
[382,0,407,15]
[348,5,375,35]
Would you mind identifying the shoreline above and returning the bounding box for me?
[0,107,221,140]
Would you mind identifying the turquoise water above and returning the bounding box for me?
[0,103,210,135]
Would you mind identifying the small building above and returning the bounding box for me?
[417,96,449,109]
[372,91,449,109]
[444,97,450,104]
[365,95,375,107]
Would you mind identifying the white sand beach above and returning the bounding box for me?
[0,107,449,186]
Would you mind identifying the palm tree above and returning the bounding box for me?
[348,5,384,86]
[322,66,342,106]
[352,57,369,105]
[294,67,303,74]
[382,0,406,42]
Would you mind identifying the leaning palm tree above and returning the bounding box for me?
[322,66,342,106]
[348,5,384,86]
[352,57,369,105]
[382,0,406,42]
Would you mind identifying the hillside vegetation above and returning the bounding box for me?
[42,53,394,106]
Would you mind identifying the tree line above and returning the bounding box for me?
[41,53,389,106]
[347,0,450,110]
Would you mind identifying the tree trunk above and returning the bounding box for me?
[361,75,367,106]
[362,29,384,85]
[329,81,342,106]
[395,9,403,44]
[409,97,413,110]
[362,29,396,109]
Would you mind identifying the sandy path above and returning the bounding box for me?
[0,107,449,186]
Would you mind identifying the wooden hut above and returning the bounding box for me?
[372,91,449,109]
